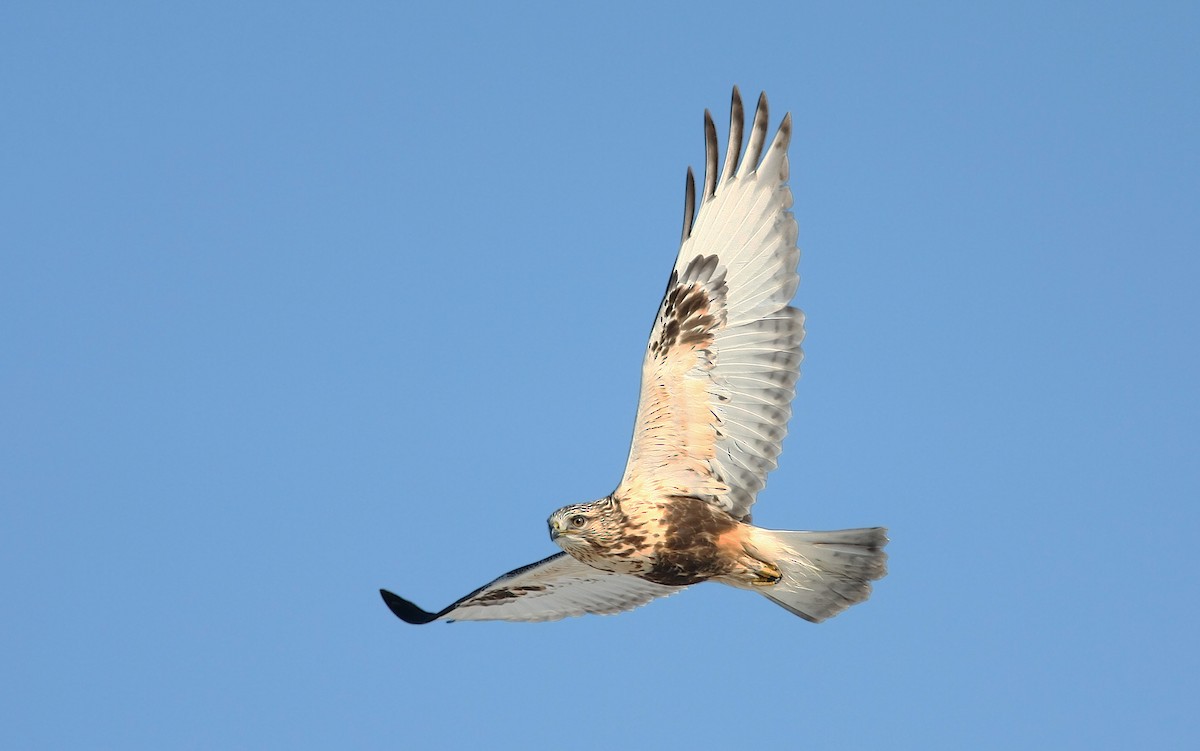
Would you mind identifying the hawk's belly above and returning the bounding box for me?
[642,548,732,586]
[563,543,729,586]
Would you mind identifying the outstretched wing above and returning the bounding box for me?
[615,88,803,521]
[380,552,683,624]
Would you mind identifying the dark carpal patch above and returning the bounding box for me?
[644,496,738,586]
[648,256,727,359]
[475,588,520,603]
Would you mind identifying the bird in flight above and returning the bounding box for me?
[380,88,887,624]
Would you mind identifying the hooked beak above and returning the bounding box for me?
[548,518,561,540]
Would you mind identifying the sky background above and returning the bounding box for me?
[3,2,1198,749]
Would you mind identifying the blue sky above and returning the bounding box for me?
[3,2,1197,748]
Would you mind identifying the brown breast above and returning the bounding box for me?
[626,495,741,587]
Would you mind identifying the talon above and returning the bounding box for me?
[752,562,782,586]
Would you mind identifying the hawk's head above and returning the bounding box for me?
[547,496,624,555]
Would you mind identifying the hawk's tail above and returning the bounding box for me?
[747,526,888,622]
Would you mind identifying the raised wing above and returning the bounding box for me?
[616,88,803,521]
[380,552,683,624]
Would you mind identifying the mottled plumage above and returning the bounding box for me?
[381,88,887,625]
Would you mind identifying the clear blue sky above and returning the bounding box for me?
[3,2,1197,749]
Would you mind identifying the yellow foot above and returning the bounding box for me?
[751,562,782,586]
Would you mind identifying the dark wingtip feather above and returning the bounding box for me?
[722,86,745,182]
[380,588,440,625]
[756,90,769,116]
[741,91,770,175]
[681,166,696,242]
[702,109,718,199]
[775,112,793,180]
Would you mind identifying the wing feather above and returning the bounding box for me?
[721,88,745,183]
[380,552,682,624]
[702,110,718,199]
[616,88,803,520]
[680,167,696,243]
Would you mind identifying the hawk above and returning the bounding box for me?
[381,88,887,624]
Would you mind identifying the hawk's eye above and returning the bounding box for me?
[570,514,587,528]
